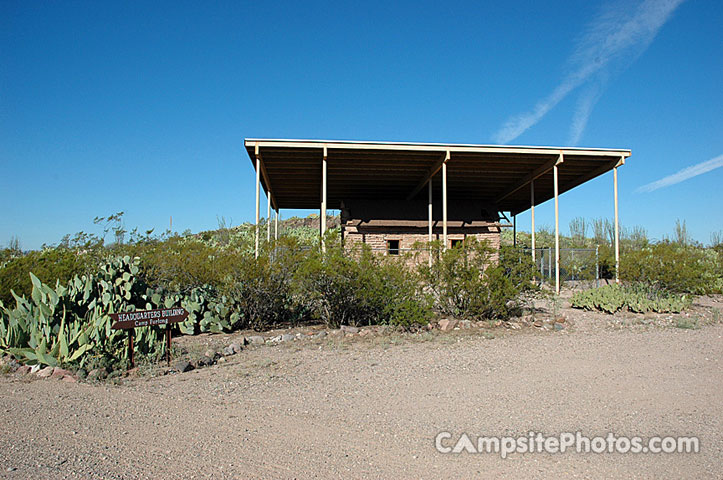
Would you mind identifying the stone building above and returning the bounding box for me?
[340,198,501,260]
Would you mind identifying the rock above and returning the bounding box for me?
[425,323,435,331]
[51,367,73,379]
[217,356,227,364]
[533,320,543,328]
[203,349,217,359]
[459,320,472,330]
[87,368,108,382]
[174,360,194,373]
[196,356,214,367]
[340,325,359,334]
[554,323,565,331]
[229,342,242,354]
[248,335,265,345]
[281,333,295,342]
[36,366,54,378]
[314,331,327,338]
[556,316,566,324]
[359,329,371,337]
[7,466,16,472]
[438,319,458,332]
[4,358,20,372]
[270,335,282,343]
[222,346,234,356]
[61,375,77,383]
[30,364,41,374]
[15,365,31,375]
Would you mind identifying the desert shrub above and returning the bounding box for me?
[0,247,99,306]
[499,245,538,292]
[419,239,532,320]
[223,238,307,331]
[295,244,431,328]
[620,242,721,294]
[130,236,241,293]
[570,283,691,314]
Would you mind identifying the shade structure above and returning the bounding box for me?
[244,139,630,215]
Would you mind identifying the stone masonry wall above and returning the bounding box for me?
[342,226,502,266]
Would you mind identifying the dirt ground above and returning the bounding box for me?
[1,295,722,479]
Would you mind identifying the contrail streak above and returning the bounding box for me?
[636,154,723,192]
[493,0,686,145]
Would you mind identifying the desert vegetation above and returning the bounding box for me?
[1,214,721,371]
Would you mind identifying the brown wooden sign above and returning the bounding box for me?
[110,307,189,330]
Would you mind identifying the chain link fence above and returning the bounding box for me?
[527,247,602,288]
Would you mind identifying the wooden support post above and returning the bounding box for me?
[531,180,536,263]
[267,193,271,242]
[614,163,620,284]
[428,180,433,266]
[275,209,279,240]
[321,147,327,252]
[513,214,517,247]
[442,151,449,250]
[166,325,171,366]
[255,146,260,259]
[554,155,561,295]
[128,329,135,369]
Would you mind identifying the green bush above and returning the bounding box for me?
[418,239,534,320]
[128,236,242,293]
[570,283,691,314]
[296,243,431,328]
[620,242,722,294]
[223,238,307,331]
[499,245,538,291]
[0,247,98,306]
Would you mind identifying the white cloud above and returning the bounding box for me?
[636,154,723,192]
[493,0,686,145]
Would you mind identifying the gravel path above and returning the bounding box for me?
[1,314,722,479]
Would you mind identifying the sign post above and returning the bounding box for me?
[110,307,189,368]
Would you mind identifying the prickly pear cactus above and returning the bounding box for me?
[1,255,238,367]
[571,284,690,315]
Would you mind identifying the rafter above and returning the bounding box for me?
[496,154,563,204]
[406,151,449,200]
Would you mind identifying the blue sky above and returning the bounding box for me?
[1,0,721,249]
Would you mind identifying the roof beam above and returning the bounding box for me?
[510,157,621,215]
[406,151,449,200]
[496,154,564,204]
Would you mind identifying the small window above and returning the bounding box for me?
[450,239,464,249]
[387,240,400,255]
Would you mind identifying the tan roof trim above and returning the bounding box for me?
[244,138,631,158]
